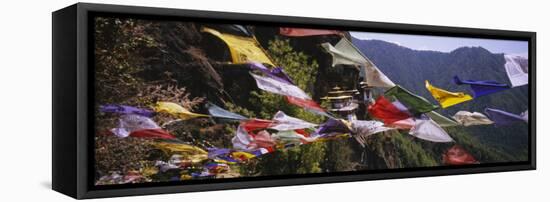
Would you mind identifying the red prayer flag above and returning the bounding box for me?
[285,96,325,112]
[279,27,343,37]
[240,119,275,132]
[443,145,478,165]
[129,129,176,139]
[368,96,411,124]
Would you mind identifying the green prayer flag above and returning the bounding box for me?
[426,111,459,127]
[385,85,439,114]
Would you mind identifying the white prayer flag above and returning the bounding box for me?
[504,55,528,87]
[409,119,454,142]
[250,73,310,100]
[269,111,318,131]
[452,111,494,126]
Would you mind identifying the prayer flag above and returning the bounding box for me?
[250,62,295,85]
[425,80,472,108]
[452,111,494,126]
[453,75,510,98]
[202,27,275,66]
[425,111,459,127]
[385,85,439,114]
[279,27,342,37]
[368,96,411,124]
[110,114,160,138]
[443,145,478,165]
[154,102,209,120]
[99,104,155,117]
[269,111,318,131]
[484,108,527,126]
[250,73,311,100]
[409,119,454,142]
[129,128,176,139]
[206,103,247,121]
[503,55,528,87]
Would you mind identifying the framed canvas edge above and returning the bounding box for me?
[68,2,536,199]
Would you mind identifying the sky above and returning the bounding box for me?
[350,31,528,57]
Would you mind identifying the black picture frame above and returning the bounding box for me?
[52,3,536,199]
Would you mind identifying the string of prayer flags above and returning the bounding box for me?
[129,128,176,139]
[484,108,528,126]
[202,27,275,66]
[453,76,510,98]
[425,80,473,108]
[443,145,478,165]
[206,103,247,121]
[425,111,459,127]
[249,63,295,85]
[100,104,155,117]
[385,85,439,114]
[269,111,318,131]
[503,55,528,87]
[110,114,160,138]
[279,27,342,37]
[409,119,454,142]
[154,101,209,120]
[368,96,411,125]
[452,111,494,126]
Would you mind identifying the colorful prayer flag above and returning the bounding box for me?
[248,130,276,149]
[315,119,352,136]
[368,96,411,124]
[503,55,528,87]
[241,119,275,132]
[154,101,209,120]
[385,85,439,114]
[484,108,528,126]
[452,111,494,126]
[99,104,155,117]
[202,27,275,66]
[285,96,327,114]
[425,80,472,108]
[453,75,510,98]
[279,27,342,37]
[409,119,454,142]
[443,145,478,165]
[231,125,254,151]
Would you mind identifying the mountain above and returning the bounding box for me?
[352,37,529,161]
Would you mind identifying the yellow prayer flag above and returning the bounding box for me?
[202,27,275,66]
[230,151,256,161]
[152,142,208,155]
[154,102,209,120]
[425,80,473,108]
